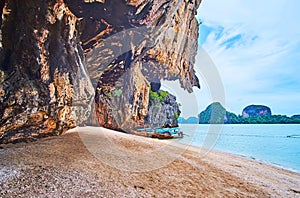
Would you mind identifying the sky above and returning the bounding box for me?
[189,0,300,117]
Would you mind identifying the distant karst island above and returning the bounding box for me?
[179,102,300,124]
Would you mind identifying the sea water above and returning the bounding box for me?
[177,124,300,173]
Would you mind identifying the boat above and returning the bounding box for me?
[133,127,183,139]
[287,134,300,138]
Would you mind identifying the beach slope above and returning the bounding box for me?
[0,127,299,197]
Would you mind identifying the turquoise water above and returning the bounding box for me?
[178,124,300,173]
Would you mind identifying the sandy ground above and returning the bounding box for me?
[0,127,300,197]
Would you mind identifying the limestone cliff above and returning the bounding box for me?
[145,90,181,128]
[0,0,95,143]
[0,0,201,143]
[75,0,201,131]
[199,102,227,124]
[242,105,272,118]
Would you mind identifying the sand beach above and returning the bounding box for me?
[0,127,299,197]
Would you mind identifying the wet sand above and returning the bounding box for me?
[0,127,299,197]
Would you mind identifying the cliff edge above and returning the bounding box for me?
[0,0,201,143]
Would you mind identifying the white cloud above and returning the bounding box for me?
[194,0,300,116]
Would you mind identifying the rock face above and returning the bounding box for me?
[0,0,94,143]
[242,105,272,118]
[199,102,228,124]
[145,90,180,129]
[75,0,201,131]
[65,0,201,131]
[0,0,201,143]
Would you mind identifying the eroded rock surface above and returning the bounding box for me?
[0,0,94,143]
[0,0,201,143]
[145,90,181,128]
[75,0,201,130]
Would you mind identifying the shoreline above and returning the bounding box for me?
[194,145,300,175]
[1,126,300,197]
[178,123,300,175]
[168,139,300,178]
[233,153,300,175]
[171,140,300,175]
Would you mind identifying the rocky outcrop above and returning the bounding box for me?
[242,105,272,118]
[145,90,180,128]
[0,0,94,143]
[199,102,228,124]
[0,0,201,143]
[199,103,300,124]
[67,0,201,131]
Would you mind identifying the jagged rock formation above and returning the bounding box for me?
[199,102,228,124]
[0,0,201,143]
[65,0,201,131]
[145,90,181,128]
[242,105,272,118]
[0,0,94,143]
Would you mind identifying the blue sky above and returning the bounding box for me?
[192,0,300,116]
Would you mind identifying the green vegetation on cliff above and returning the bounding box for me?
[199,102,228,124]
[149,90,169,104]
[146,90,181,128]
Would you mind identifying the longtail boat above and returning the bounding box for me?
[133,127,183,139]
